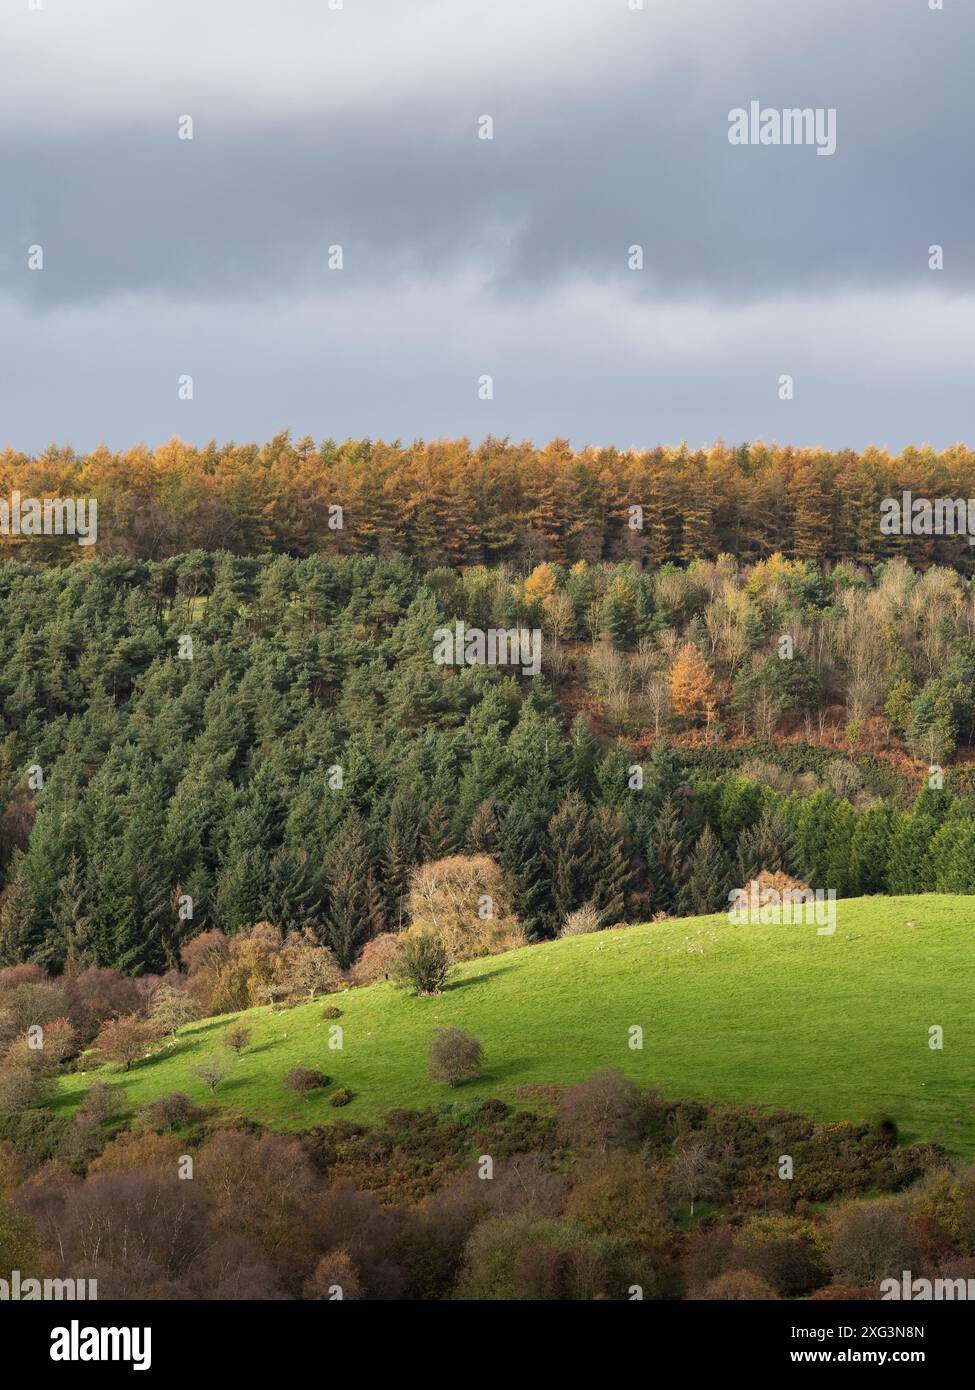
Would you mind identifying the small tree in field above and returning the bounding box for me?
[150,984,201,1041]
[395,933,451,996]
[193,1055,229,1094]
[350,932,404,986]
[428,1027,484,1087]
[94,1014,157,1072]
[405,854,524,962]
[223,1023,252,1056]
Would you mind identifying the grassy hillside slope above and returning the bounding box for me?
[56,895,975,1154]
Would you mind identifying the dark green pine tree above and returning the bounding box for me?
[214,847,270,934]
[885,810,939,895]
[822,800,856,897]
[324,813,386,968]
[795,789,841,886]
[936,820,975,892]
[227,759,288,857]
[735,807,798,883]
[262,847,327,938]
[497,804,552,941]
[567,715,599,801]
[421,799,456,860]
[383,788,425,928]
[80,753,173,973]
[505,706,568,826]
[595,742,633,811]
[588,806,633,925]
[47,854,92,972]
[0,864,40,966]
[455,722,510,835]
[649,794,688,914]
[679,825,733,915]
[548,793,595,926]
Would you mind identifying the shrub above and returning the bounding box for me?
[908,1166,975,1260]
[138,1092,204,1132]
[740,1236,826,1297]
[3,1017,76,1075]
[76,1081,120,1127]
[823,758,864,800]
[0,1107,68,1164]
[395,933,451,996]
[428,1028,484,1088]
[63,968,143,1043]
[88,1128,186,1176]
[321,1006,343,1020]
[682,1225,739,1294]
[223,1023,252,1056]
[557,1069,641,1151]
[454,1214,643,1301]
[829,1200,919,1285]
[567,1151,671,1249]
[702,1269,779,1300]
[330,1087,353,1107]
[558,903,604,938]
[808,1282,882,1300]
[282,1067,330,1100]
[304,1250,363,1300]
[191,923,343,1015]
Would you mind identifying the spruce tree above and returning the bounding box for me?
[324,813,386,968]
[497,804,551,940]
[421,800,456,860]
[383,788,425,927]
[649,794,688,914]
[548,793,595,926]
[679,825,732,915]
[735,806,798,882]
[589,806,633,925]
[567,714,599,800]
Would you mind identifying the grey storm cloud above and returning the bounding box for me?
[0,0,972,451]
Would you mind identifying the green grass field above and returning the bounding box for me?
[55,895,975,1155]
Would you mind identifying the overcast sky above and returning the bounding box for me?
[1,0,972,455]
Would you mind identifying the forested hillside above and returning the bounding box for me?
[2,549,974,977]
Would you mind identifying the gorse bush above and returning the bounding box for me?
[396,935,451,997]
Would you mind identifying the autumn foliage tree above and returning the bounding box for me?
[668,643,718,731]
[405,855,525,962]
[94,1014,158,1071]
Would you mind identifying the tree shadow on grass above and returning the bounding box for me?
[444,965,517,992]
[141,1037,204,1066]
[475,1058,532,1084]
[191,1018,238,1038]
